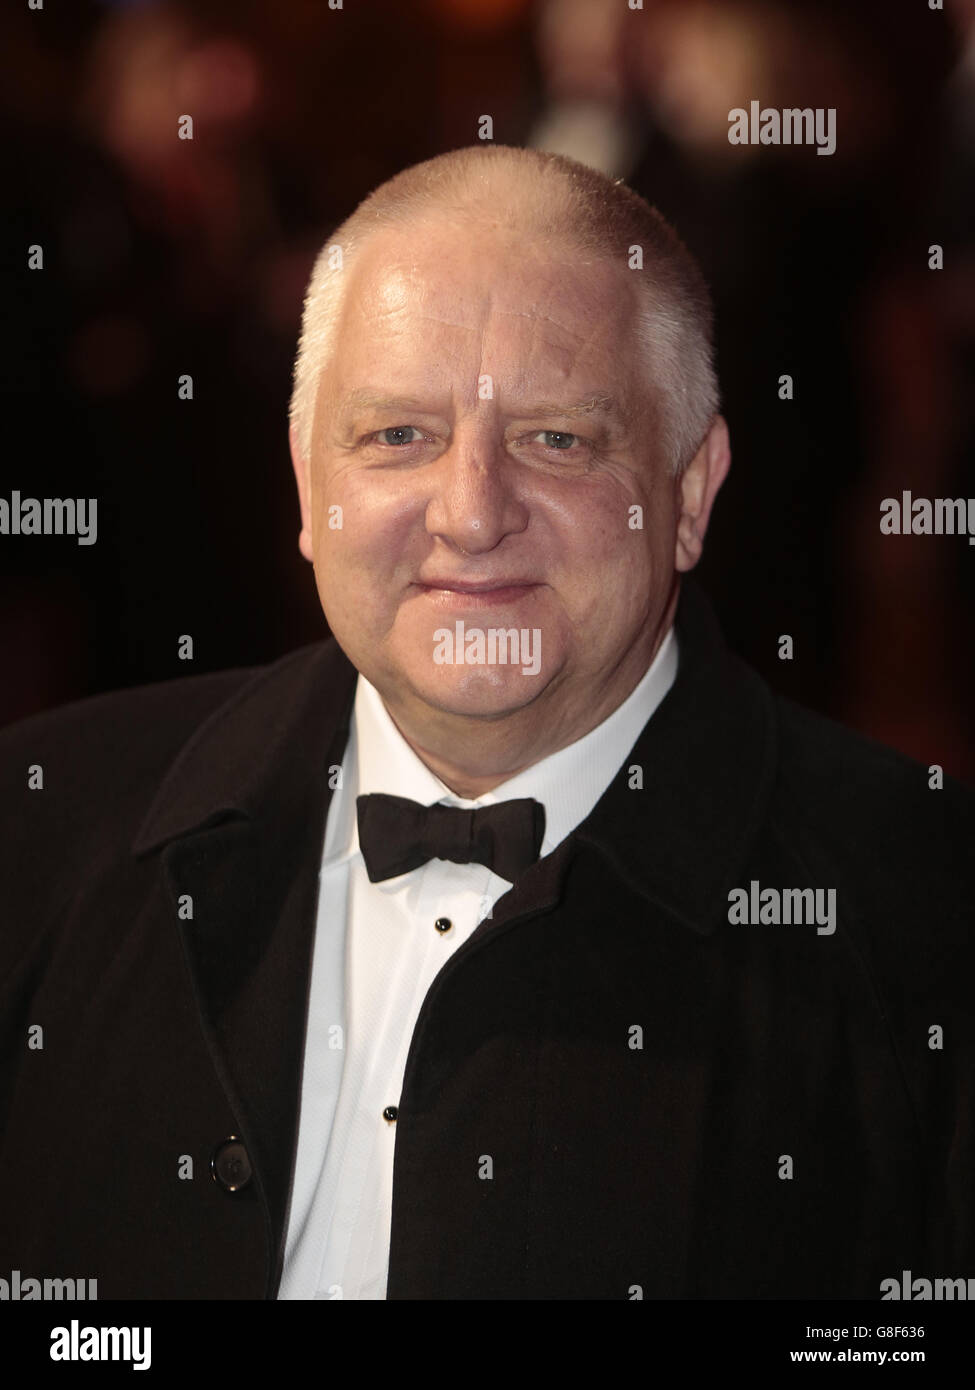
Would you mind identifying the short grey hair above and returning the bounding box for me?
[289,145,719,476]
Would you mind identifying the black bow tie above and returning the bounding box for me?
[356,792,545,885]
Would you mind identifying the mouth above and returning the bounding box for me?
[413,579,541,607]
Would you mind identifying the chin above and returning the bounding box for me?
[410,666,547,720]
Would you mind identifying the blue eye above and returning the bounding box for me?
[536,430,578,450]
[377,426,422,446]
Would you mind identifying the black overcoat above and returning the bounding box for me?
[1,582,972,1299]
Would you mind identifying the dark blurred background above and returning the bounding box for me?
[2,0,973,780]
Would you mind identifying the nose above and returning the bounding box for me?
[424,423,529,555]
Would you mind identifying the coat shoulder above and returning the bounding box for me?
[769,694,974,914]
[773,693,973,820]
[0,663,256,821]
[0,644,331,921]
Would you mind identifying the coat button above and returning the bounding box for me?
[211,1136,253,1191]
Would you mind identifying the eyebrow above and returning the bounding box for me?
[336,390,625,421]
[337,390,436,415]
[520,395,622,421]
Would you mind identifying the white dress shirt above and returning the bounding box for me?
[277,626,678,1299]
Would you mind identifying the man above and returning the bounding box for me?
[1,146,972,1301]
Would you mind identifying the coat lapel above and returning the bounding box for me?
[132,640,358,1294]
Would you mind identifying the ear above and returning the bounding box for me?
[289,423,314,564]
[674,414,731,572]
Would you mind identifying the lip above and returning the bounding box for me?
[413,578,541,607]
[416,578,538,593]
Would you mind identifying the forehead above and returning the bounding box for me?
[327,220,642,400]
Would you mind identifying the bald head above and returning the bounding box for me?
[289,145,718,477]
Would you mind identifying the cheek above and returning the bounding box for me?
[312,470,415,574]
[555,514,666,634]
[553,486,656,577]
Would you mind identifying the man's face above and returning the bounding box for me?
[293,219,689,726]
